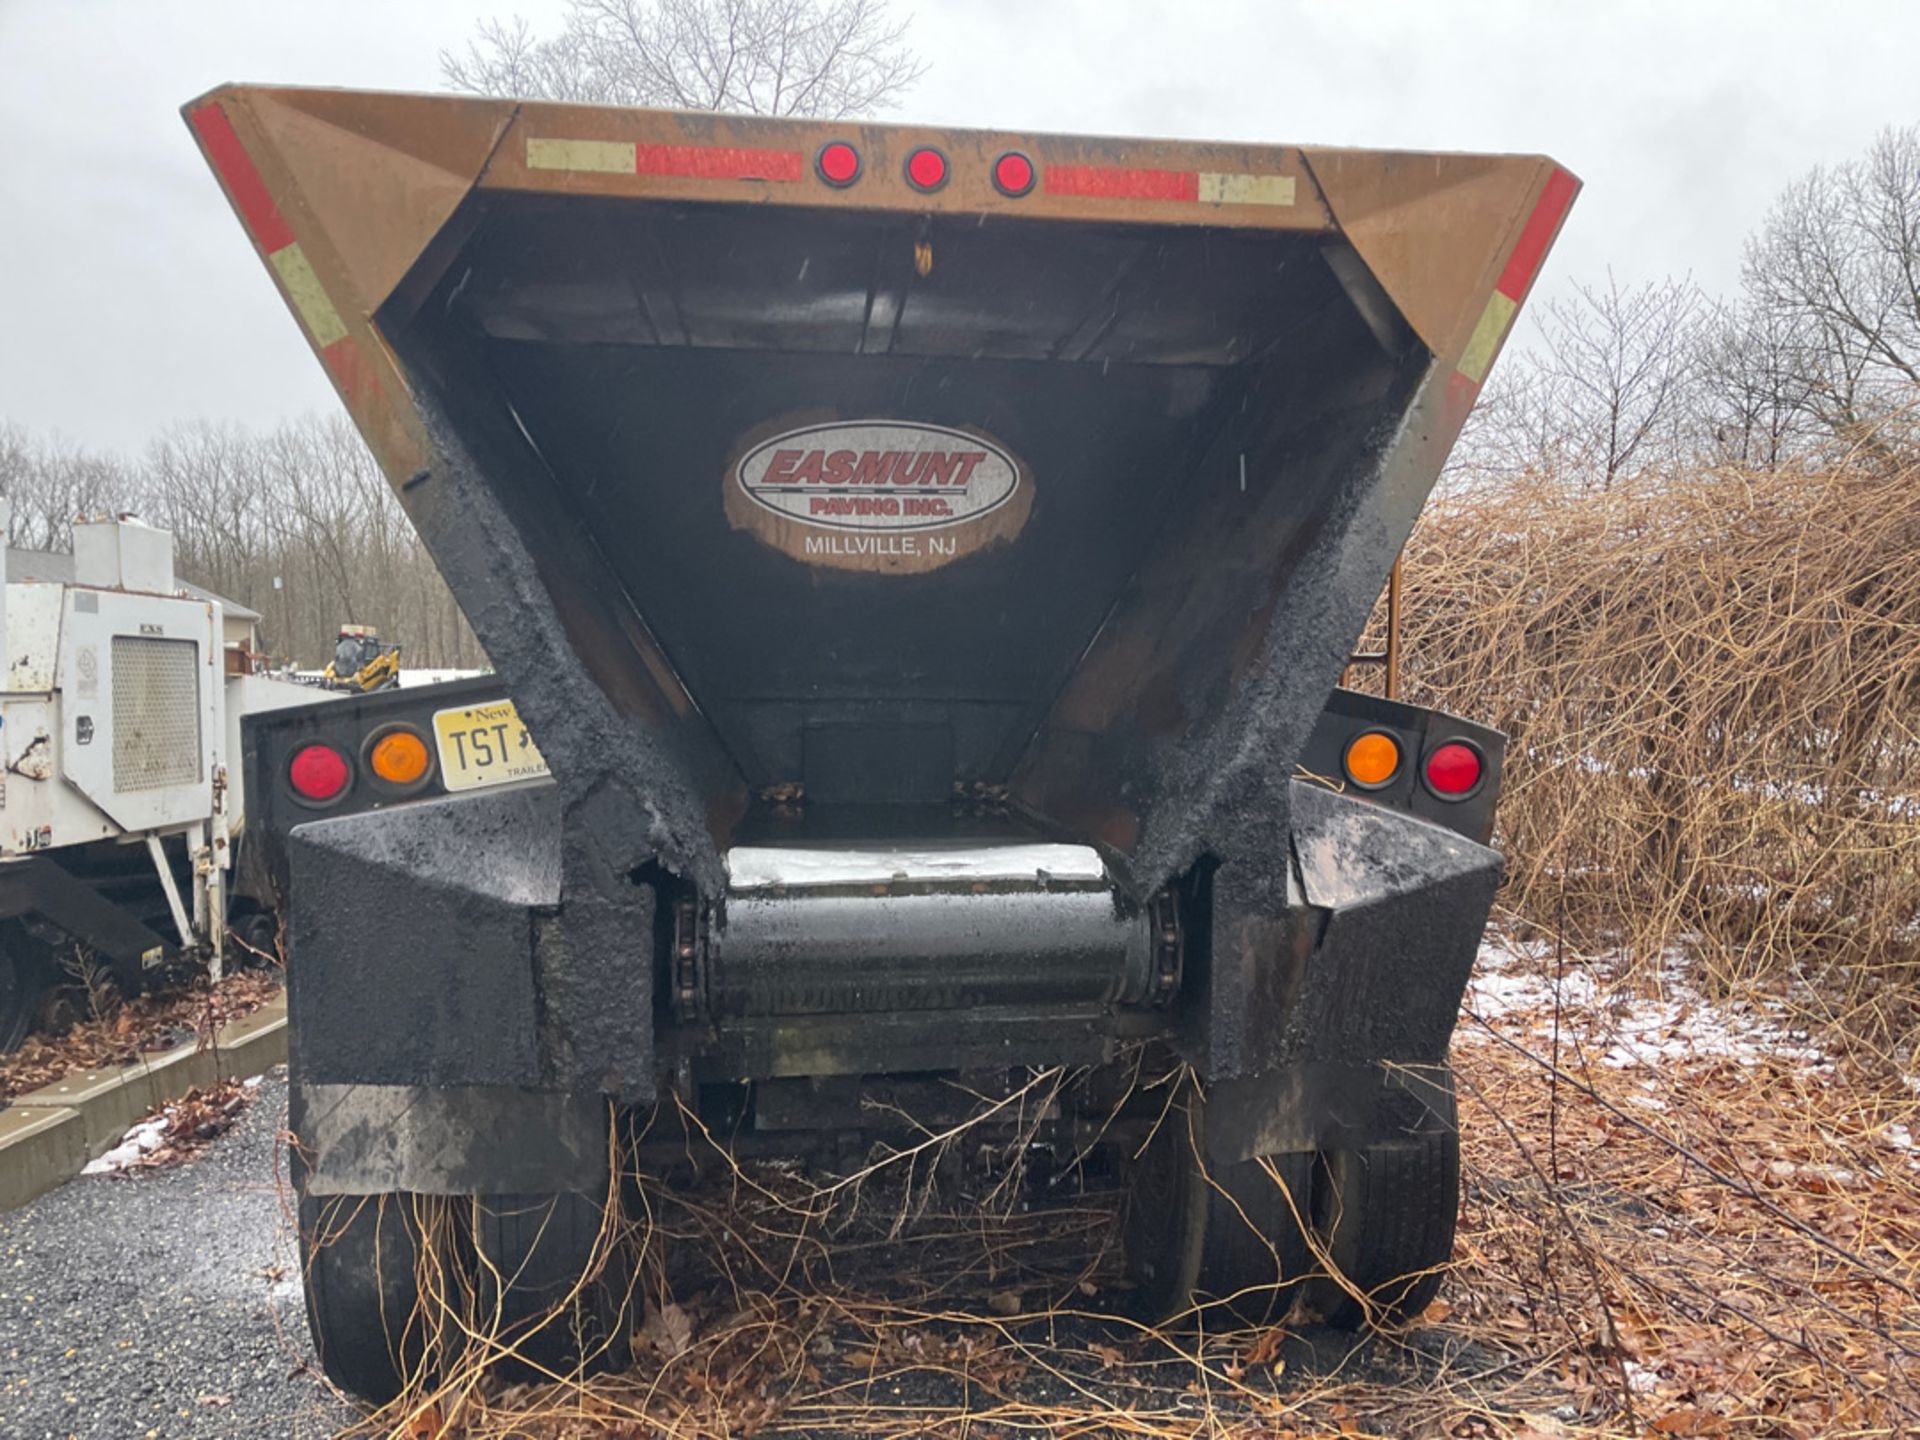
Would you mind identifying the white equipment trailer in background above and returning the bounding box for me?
[0,507,313,1048]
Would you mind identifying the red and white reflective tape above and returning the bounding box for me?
[1044,163,1294,207]
[526,137,804,182]
[188,102,353,363]
[1456,167,1578,385]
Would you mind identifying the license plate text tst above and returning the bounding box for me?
[432,699,550,792]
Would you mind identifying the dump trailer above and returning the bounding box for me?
[189,85,1575,1398]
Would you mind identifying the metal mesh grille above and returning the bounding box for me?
[111,637,202,792]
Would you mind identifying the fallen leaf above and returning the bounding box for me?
[1650,1408,1725,1435]
[644,1301,695,1359]
[1247,1325,1288,1367]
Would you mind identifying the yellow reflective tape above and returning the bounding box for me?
[1196,172,1296,206]
[526,137,637,173]
[1457,291,1518,384]
[268,243,348,349]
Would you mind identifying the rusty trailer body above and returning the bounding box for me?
[190,84,1574,1397]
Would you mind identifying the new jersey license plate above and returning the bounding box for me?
[432,699,550,792]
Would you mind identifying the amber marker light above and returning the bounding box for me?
[369,728,431,787]
[1344,731,1402,789]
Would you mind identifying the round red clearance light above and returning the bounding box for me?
[1423,740,1485,800]
[904,145,949,193]
[288,743,351,805]
[992,150,1036,198]
[816,140,862,187]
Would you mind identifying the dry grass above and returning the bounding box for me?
[1360,453,1920,1043]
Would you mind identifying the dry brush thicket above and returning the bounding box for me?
[1362,446,1920,1037]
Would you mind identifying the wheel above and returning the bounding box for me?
[1308,1068,1459,1329]
[0,925,55,1053]
[230,908,281,966]
[472,1189,634,1380]
[298,1188,435,1404]
[1124,1077,1316,1326]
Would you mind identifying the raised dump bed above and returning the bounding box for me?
[191,85,1574,1400]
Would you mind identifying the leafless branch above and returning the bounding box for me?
[440,0,926,117]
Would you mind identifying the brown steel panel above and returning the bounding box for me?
[1302,148,1571,362]
[232,87,517,322]
[480,101,1337,231]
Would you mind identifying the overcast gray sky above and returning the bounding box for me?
[3,0,1915,453]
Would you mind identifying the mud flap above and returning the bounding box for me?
[1198,782,1497,1161]
[286,783,646,1195]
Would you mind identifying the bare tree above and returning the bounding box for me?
[3,414,484,670]
[1742,125,1920,437]
[1452,275,1706,490]
[0,425,144,550]
[1691,299,1819,469]
[1539,274,1706,488]
[442,0,926,117]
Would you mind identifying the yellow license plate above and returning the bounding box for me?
[432,699,551,792]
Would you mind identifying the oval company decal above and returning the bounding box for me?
[726,419,1032,573]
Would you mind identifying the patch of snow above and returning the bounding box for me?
[1463,933,1830,1075]
[82,1115,169,1174]
[398,668,490,687]
[1622,1359,1662,1395]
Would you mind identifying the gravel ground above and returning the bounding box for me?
[0,1069,357,1439]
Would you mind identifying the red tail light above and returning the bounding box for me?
[905,146,948,192]
[1423,741,1484,799]
[816,140,861,187]
[992,150,1036,197]
[289,743,351,803]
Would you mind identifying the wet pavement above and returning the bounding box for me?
[0,1070,355,1439]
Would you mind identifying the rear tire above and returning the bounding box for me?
[231,908,280,966]
[1307,1069,1459,1329]
[298,1189,434,1404]
[473,1189,635,1380]
[1124,1078,1316,1326]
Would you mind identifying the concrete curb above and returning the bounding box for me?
[0,992,288,1213]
